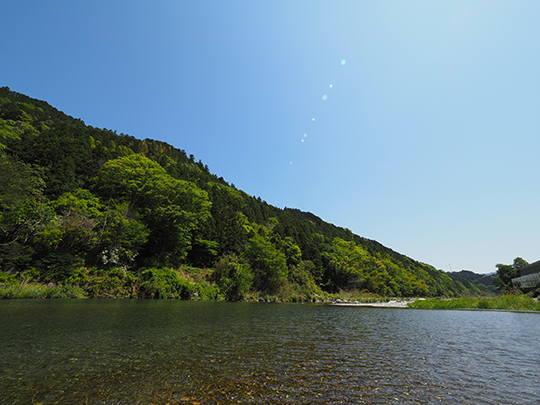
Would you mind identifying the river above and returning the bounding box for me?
[1,300,538,404]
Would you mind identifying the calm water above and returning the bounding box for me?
[0,300,539,404]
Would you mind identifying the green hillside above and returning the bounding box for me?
[447,270,497,295]
[0,86,481,300]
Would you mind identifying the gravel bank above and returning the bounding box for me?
[332,299,417,308]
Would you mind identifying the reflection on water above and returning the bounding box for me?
[1,300,539,404]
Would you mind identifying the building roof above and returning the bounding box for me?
[520,260,540,277]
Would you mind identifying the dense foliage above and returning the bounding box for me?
[0,87,485,299]
[447,270,497,295]
[493,257,530,293]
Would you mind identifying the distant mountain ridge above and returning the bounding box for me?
[447,271,497,295]
[0,86,488,299]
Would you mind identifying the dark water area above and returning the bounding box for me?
[1,300,539,404]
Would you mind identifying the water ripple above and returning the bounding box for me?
[1,300,539,404]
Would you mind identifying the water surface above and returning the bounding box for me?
[1,300,538,404]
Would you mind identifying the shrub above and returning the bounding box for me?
[212,255,253,301]
[477,299,491,309]
[193,282,220,300]
[139,267,194,299]
[64,267,138,298]
[0,271,17,285]
[408,294,540,311]
[0,283,85,299]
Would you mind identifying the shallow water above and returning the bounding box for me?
[1,300,539,404]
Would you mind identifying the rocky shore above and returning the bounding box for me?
[332,299,418,308]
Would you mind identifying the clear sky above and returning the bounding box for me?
[2,1,539,274]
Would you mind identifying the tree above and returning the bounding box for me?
[51,190,150,269]
[95,154,211,265]
[0,103,22,150]
[139,267,193,299]
[212,255,253,300]
[0,154,45,209]
[243,234,287,293]
[0,198,54,273]
[495,257,529,292]
[273,235,302,268]
[96,202,150,268]
[513,257,529,272]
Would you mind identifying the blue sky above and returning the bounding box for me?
[2,0,539,274]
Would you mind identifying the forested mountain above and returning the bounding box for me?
[0,87,482,299]
[447,271,497,295]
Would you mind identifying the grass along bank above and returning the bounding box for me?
[407,294,540,311]
[0,283,86,299]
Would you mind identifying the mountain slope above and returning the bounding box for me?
[447,271,497,295]
[0,86,479,299]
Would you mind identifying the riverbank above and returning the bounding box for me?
[331,294,540,312]
[3,283,539,312]
[407,295,540,311]
[0,283,86,299]
[332,299,416,308]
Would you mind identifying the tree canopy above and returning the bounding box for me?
[0,86,491,299]
[494,257,529,292]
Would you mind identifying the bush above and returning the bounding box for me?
[64,267,138,298]
[139,267,194,299]
[0,271,17,285]
[34,252,85,282]
[243,235,287,293]
[408,295,540,311]
[0,283,85,299]
[212,255,253,301]
[477,299,491,309]
[43,284,86,298]
[193,282,220,300]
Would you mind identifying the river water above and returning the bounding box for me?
[0,300,538,404]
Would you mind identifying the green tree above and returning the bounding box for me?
[52,190,150,269]
[0,112,22,150]
[212,255,253,300]
[495,257,529,292]
[96,202,149,268]
[95,154,211,265]
[139,267,193,299]
[273,235,302,268]
[0,154,45,209]
[0,197,55,272]
[243,234,287,293]
[320,238,369,292]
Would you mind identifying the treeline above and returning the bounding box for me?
[447,271,496,295]
[0,87,483,299]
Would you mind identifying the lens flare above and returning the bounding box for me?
[329,84,333,89]
[312,118,315,121]
[322,94,327,100]
[304,133,307,138]
[341,59,346,65]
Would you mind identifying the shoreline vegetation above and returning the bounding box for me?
[0,273,382,303]
[406,294,540,312]
[2,272,539,312]
[1,88,497,303]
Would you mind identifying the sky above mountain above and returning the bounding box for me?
[2,0,539,274]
